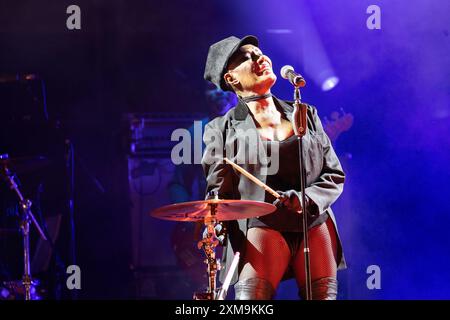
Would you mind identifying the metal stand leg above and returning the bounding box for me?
[1,161,48,300]
[21,217,32,301]
[193,197,220,300]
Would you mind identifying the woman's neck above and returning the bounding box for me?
[239,90,276,114]
[247,97,277,115]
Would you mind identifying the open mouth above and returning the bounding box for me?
[257,64,272,75]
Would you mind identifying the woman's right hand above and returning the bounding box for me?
[273,190,302,213]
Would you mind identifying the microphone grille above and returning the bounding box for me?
[280,65,294,79]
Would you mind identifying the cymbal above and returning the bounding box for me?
[151,199,276,222]
[0,155,49,174]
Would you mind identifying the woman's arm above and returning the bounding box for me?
[201,119,236,200]
[304,106,346,215]
[274,106,345,217]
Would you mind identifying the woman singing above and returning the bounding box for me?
[202,35,346,300]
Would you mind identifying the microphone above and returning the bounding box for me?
[280,66,307,136]
[280,65,306,87]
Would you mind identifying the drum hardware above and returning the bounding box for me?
[0,154,48,300]
[150,193,275,300]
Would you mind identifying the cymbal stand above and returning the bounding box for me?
[193,201,220,300]
[0,162,47,300]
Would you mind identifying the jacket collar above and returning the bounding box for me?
[234,95,294,121]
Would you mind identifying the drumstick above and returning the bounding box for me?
[216,252,240,300]
[223,157,281,199]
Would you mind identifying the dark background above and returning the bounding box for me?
[1,0,449,299]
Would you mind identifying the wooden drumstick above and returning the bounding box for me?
[223,157,281,199]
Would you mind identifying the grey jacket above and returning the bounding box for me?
[201,96,346,285]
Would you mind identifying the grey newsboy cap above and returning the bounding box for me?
[204,35,259,91]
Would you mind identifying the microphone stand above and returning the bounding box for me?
[291,86,312,300]
[40,79,105,299]
[65,139,77,299]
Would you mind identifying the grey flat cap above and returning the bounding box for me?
[204,35,259,91]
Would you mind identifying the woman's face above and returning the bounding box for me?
[224,44,277,94]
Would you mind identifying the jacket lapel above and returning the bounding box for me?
[276,97,294,122]
[230,95,294,129]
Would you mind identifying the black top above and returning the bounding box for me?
[248,134,328,232]
[202,98,346,283]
